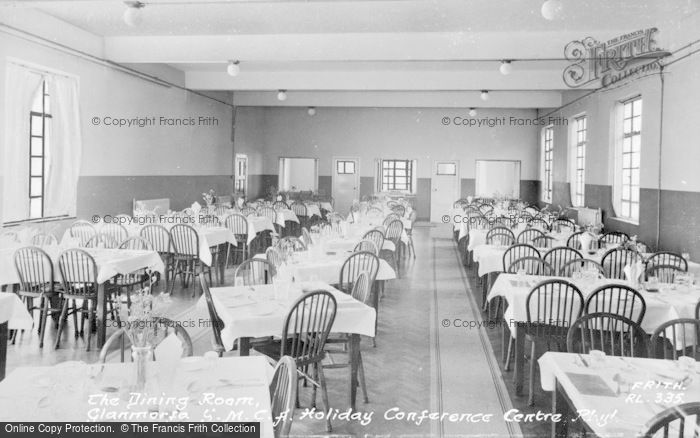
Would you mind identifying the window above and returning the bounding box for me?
[541,125,554,203]
[336,160,355,174]
[617,97,642,221]
[29,80,51,219]
[571,115,587,207]
[234,154,247,194]
[436,162,456,175]
[380,159,415,193]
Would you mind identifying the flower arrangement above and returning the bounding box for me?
[119,273,171,348]
[202,189,216,206]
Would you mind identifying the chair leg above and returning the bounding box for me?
[54,298,69,349]
[39,296,49,348]
[504,337,514,371]
[528,341,536,406]
[86,300,95,352]
[359,353,369,403]
[311,364,318,409]
[72,300,79,338]
[317,364,332,432]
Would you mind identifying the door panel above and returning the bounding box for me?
[430,160,459,223]
[332,158,359,214]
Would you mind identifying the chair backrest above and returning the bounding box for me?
[558,259,606,278]
[224,213,249,237]
[101,223,128,243]
[492,216,514,229]
[170,224,200,257]
[272,200,289,211]
[362,229,385,253]
[502,244,541,272]
[233,258,274,286]
[354,239,379,255]
[551,218,575,233]
[478,204,493,215]
[140,224,172,253]
[270,356,297,438]
[543,247,583,275]
[14,246,54,293]
[199,214,221,228]
[281,290,337,366]
[646,264,686,283]
[649,318,700,360]
[506,256,554,276]
[585,284,646,324]
[646,251,688,272]
[85,233,119,249]
[566,312,647,357]
[240,206,256,217]
[525,279,584,339]
[638,402,700,438]
[350,271,372,304]
[291,202,308,217]
[532,235,556,249]
[214,204,229,216]
[98,317,194,363]
[486,226,515,246]
[30,232,58,247]
[566,231,584,250]
[516,228,545,244]
[385,219,404,242]
[338,251,380,294]
[366,206,383,217]
[257,206,277,223]
[601,247,639,280]
[266,247,284,276]
[383,213,401,228]
[277,236,307,253]
[119,236,153,251]
[392,204,406,217]
[198,275,225,356]
[69,220,97,246]
[528,217,550,231]
[599,231,629,245]
[57,249,98,295]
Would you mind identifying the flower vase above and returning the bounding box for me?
[131,345,153,392]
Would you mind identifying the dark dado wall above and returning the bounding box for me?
[458,178,540,206]
[543,181,700,256]
[77,175,233,217]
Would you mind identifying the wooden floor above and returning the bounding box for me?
[4,224,554,437]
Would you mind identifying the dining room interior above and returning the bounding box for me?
[1,1,700,437]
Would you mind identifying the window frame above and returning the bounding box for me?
[541,125,554,203]
[379,159,416,194]
[336,160,356,175]
[570,115,587,207]
[28,80,51,220]
[616,96,642,222]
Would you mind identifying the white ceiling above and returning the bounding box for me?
[2,0,699,107]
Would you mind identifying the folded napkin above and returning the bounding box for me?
[154,333,183,362]
[623,260,645,284]
[191,201,201,214]
[579,232,594,253]
[237,197,245,207]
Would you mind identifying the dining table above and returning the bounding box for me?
[0,355,274,437]
[488,272,700,396]
[0,293,33,380]
[196,281,376,410]
[539,351,700,438]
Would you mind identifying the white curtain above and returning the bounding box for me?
[44,74,82,218]
[2,64,43,222]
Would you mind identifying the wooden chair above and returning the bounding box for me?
[551,218,575,233]
[585,284,646,323]
[224,213,249,266]
[291,202,309,231]
[13,246,58,348]
[639,402,700,438]
[55,249,100,350]
[543,247,583,275]
[646,251,688,282]
[169,224,211,296]
[273,200,290,210]
[69,220,96,246]
[257,206,277,248]
[486,226,515,246]
[98,317,193,363]
[383,219,404,276]
[649,319,700,360]
[233,258,274,286]
[338,251,379,294]
[85,233,119,249]
[646,264,686,283]
[354,240,379,255]
[362,229,385,254]
[599,231,629,245]
[532,235,556,249]
[101,223,128,244]
[517,228,545,245]
[276,236,307,254]
[253,291,338,432]
[525,279,584,405]
[30,232,58,247]
[502,244,541,272]
[270,356,298,438]
[527,217,550,231]
[266,247,284,277]
[240,206,257,217]
[198,275,227,357]
[392,204,406,217]
[558,259,606,278]
[113,237,153,308]
[506,257,554,276]
[140,224,174,289]
[566,312,647,357]
[601,247,639,280]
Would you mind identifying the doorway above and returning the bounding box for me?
[430,160,460,223]
[332,157,360,214]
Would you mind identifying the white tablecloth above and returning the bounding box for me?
[0,356,274,436]
[304,204,322,218]
[539,352,700,437]
[488,273,700,339]
[0,293,33,330]
[254,252,396,283]
[198,282,376,350]
[0,246,164,285]
[245,217,275,244]
[472,244,511,277]
[274,209,299,228]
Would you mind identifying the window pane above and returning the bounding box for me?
[632,136,641,153]
[623,103,632,118]
[633,98,642,115]
[631,169,640,186]
[31,137,43,156]
[621,202,630,217]
[29,198,42,219]
[622,138,631,153]
[346,162,355,174]
[631,188,640,202]
[623,119,631,134]
[622,185,630,200]
[43,93,51,115]
[632,116,642,132]
[30,157,43,176]
[622,154,631,168]
[30,177,43,197]
[632,153,640,168]
[31,115,43,136]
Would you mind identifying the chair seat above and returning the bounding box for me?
[251,337,318,365]
[112,272,149,287]
[17,284,59,298]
